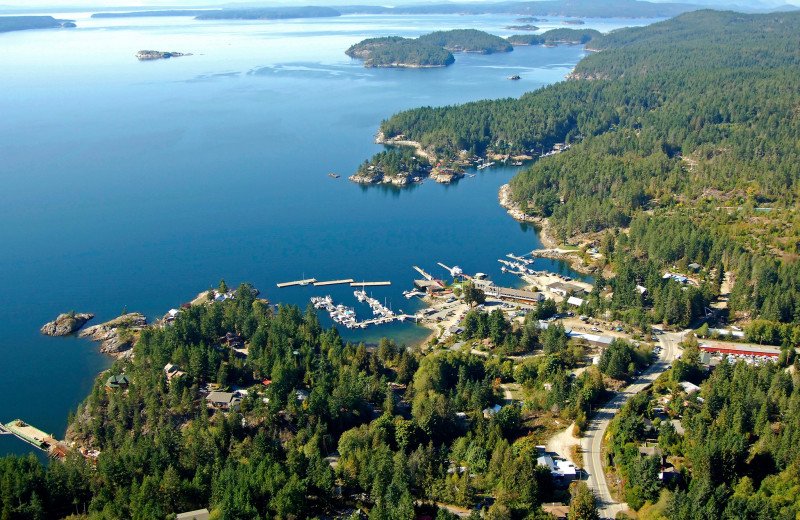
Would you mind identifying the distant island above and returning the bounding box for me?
[561,19,586,25]
[505,24,539,31]
[92,6,340,20]
[91,0,709,21]
[345,36,455,68]
[0,15,75,33]
[136,50,191,60]
[508,28,602,46]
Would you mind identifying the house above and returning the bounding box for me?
[222,332,244,348]
[679,381,701,394]
[295,389,310,402]
[541,503,569,520]
[414,279,444,293]
[546,282,585,297]
[537,454,577,486]
[482,404,502,418]
[164,308,180,323]
[636,285,648,295]
[449,325,465,335]
[688,263,702,272]
[105,374,130,390]
[638,446,665,466]
[164,363,187,383]
[205,391,241,411]
[567,296,585,307]
[176,509,210,520]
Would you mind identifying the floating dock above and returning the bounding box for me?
[3,420,56,451]
[349,281,391,287]
[276,278,317,288]
[313,279,354,287]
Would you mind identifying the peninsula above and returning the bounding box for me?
[0,16,75,33]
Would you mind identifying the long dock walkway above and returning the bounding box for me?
[349,281,391,287]
[313,279,354,286]
[413,266,434,280]
[277,278,317,288]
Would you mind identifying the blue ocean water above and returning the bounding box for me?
[0,12,655,456]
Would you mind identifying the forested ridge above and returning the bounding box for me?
[373,9,800,338]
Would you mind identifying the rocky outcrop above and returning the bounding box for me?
[498,184,541,224]
[79,313,147,357]
[41,313,94,336]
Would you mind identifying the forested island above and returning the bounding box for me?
[417,29,513,54]
[507,28,602,46]
[345,37,455,68]
[0,16,75,33]
[346,29,509,68]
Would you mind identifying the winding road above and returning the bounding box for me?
[580,330,684,518]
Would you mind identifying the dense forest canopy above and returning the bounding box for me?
[0,285,641,519]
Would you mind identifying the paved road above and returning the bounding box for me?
[580,330,684,519]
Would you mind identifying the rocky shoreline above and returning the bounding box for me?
[78,312,147,358]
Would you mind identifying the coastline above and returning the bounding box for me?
[374,131,437,162]
[498,184,596,275]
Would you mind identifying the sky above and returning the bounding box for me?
[1,0,798,12]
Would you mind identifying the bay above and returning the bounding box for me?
[0,12,656,456]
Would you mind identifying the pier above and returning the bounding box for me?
[349,281,391,287]
[313,279,354,286]
[276,278,317,288]
[413,266,434,281]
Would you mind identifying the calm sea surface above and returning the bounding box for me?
[0,12,656,456]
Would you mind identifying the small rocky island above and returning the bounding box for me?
[136,50,191,60]
[41,312,94,336]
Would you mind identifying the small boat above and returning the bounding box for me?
[508,75,521,80]
[328,173,340,178]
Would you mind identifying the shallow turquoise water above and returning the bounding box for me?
[0,12,655,456]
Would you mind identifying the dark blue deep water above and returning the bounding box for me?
[0,12,655,455]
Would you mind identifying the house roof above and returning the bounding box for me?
[176,509,210,520]
[206,391,236,405]
[106,374,129,387]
